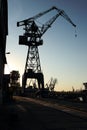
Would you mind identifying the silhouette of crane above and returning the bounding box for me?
[46,77,58,91]
[17,6,76,93]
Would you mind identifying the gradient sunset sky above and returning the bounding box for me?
[5,0,87,91]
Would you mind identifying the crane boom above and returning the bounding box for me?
[59,10,76,27]
[40,9,76,36]
[17,6,76,39]
[17,6,57,27]
[17,6,76,29]
[40,13,60,36]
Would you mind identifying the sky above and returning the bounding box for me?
[5,0,87,91]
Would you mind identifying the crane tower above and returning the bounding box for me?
[17,6,76,92]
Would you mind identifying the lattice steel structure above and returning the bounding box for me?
[17,6,76,92]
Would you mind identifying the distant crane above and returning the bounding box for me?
[46,77,58,91]
[17,6,76,92]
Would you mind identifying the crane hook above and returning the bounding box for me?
[75,29,77,37]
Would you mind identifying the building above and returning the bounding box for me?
[0,0,8,102]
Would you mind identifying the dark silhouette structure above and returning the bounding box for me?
[17,6,76,93]
[0,0,8,102]
[83,82,87,90]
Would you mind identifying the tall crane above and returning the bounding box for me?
[17,6,76,92]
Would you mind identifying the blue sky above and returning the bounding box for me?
[5,0,87,91]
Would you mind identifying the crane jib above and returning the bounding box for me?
[17,6,76,28]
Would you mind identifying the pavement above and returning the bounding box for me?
[0,96,87,130]
[25,97,87,119]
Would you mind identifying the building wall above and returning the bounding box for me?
[0,0,8,50]
[0,0,8,101]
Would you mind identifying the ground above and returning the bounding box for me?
[0,96,87,130]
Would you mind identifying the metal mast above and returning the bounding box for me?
[19,21,44,92]
[24,21,42,73]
